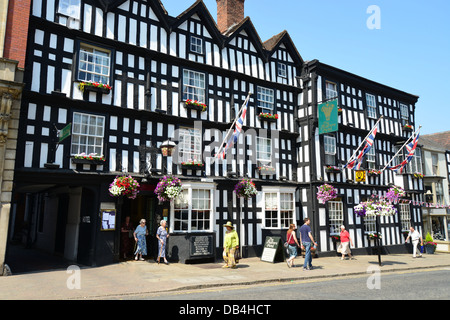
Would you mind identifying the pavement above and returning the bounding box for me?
[1,252,450,300]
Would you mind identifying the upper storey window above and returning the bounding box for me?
[366,93,377,119]
[78,44,111,85]
[277,62,287,78]
[399,103,409,125]
[325,81,338,100]
[183,70,206,103]
[190,36,204,55]
[257,86,274,112]
[58,0,81,20]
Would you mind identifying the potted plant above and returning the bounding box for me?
[154,175,183,203]
[424,232,437,254]
[234,178,258,200]
[402,124,413,132]
[78,81,112,94]
[185,99,207,112]
[367,232,382,240]
[316,184,337,204]
[109,175,140,200]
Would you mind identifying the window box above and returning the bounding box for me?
[78,81,111,94]
[181,161,204,171]
[413,172,424,179]
[325,165,341,173]
[258,113,278,122]
[368,169,381,176]
[72,158,106,165]
[402,124,413,132]
[184,100,207,112]
[258,165,276,175]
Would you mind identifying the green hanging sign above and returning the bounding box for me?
[318,99,338,135]
[58,123,72,143]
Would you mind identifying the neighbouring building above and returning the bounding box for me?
[421,132,450,252]
[0,0,30,276]
[5,0,423,271]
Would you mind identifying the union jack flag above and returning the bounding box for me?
[387,132,420,173]
[344,126,378,170]
[216,98,249,160]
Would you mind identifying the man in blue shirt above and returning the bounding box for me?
[299,218,318,270]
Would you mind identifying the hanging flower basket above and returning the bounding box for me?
[154,175,183,203]
[185,99,207,112]
[234,178,258,200]
[385,185,405,203]
[354,197,397,217]
[109,175,140,200]
[317,184,337,204]
[78,81,112,94]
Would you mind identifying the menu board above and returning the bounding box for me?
[261,236,285,263]
[189,235,214,257]
[100,209,116,231]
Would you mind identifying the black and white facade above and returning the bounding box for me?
[11,0,304,266]
[297,60,422,255]
[9,0,422,267]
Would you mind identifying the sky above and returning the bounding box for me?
[161,0,450,135]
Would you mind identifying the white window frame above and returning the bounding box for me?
[78,44,111,85]
[399,203,411,231]
[256,137,272,165]
[262,187,296,229]
[329,201,343,235]
[177,127,202,163]
[325,81,338,100]
[71,112,105,156]
[58,0,81,20]
[257,86,274,112]
[407,147,422,174]
[367,144,376,169]
[364,215,377,235]
[182,69,206,103]
[366,93,377,119]
[190,35,203,54]
[324,135,336,155]
[400,103,409,125]
[171,183,214,233]
[277,62,287,78]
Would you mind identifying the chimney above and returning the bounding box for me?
[216,0,245,34]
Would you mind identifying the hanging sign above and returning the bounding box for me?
[58,123,72,143]
[318,99,339,135]
[355,170,366,182]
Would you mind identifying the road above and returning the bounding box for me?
[108,268,450,300]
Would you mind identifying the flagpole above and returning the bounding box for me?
[344,116,383,168]
[381,126,421,172]
[212,92,252,163]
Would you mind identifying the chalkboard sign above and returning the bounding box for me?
[261,236,285,263]
[189,235,214,257]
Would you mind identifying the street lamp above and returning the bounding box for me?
[160,139,176,157]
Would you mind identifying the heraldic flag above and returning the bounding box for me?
[387,131,420,173]
[216,95,250,160]
[344,125,378,170]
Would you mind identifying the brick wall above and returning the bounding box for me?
[217,0,245,33]
[4,0,31,69]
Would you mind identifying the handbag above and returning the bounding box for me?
[234,248,241,263]
[337,243,343,253]
[284,232,294,254]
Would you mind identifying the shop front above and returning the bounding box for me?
[423,209,450,253]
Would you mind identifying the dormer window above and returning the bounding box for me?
[278,62,287,78]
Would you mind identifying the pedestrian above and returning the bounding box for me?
[222,221,239,269]
[156,220,170,265]
[339,225,355,260]
[405,226,423,258]
[286,224,300,268]
[133,219,148,261]
[120,216,134,260]
[299,218,318,271]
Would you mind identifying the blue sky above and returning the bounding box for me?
[162,0,450,135]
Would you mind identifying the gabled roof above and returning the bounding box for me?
[263,30,304,65]
[222,17,268,61]
[422,131,450,151]
[170,0,224,46]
